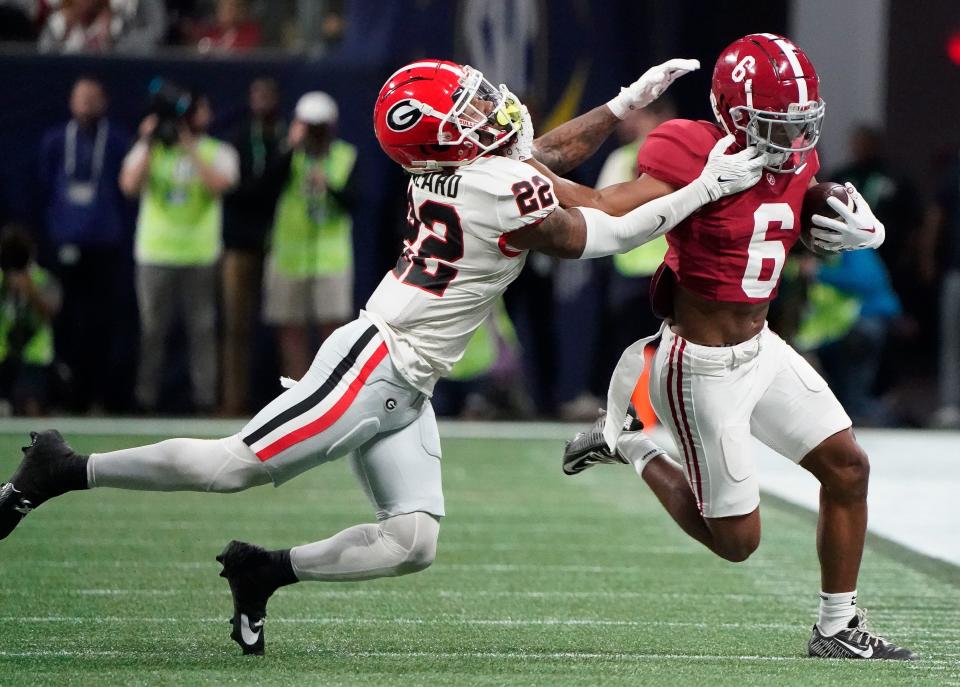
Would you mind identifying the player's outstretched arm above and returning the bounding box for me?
[507,136,766,258]
[526,157,677,217]
[532,58,699,174]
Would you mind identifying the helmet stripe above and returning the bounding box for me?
[387,60,464,83]
[772,38,808,103]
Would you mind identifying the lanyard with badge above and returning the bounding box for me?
[64,119,108,206]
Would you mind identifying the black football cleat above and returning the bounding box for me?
[217,540,283,656]
[0,430,87,540]
[808,608,917,660]
[563,405,664,476]
[563,410,628,475]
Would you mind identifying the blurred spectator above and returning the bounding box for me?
[0,0,39,42]
[38,77,132,412]
[221,77,285,416]
[111,0,167,53]
[921,151,960,429]
[39,0,114,53]
[794,251,902,426]
[192,0,261,53]
[263,91,356,380]
[292,0,345,54]
[0,225,62,417]
[120,89,238,413]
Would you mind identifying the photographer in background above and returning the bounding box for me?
[221,77,285,416]
[0,226,62,417]
[120,84,238,413]
[262,92,357,380]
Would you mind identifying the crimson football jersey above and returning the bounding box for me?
[636,119,818,304]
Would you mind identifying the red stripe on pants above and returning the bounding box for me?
[675,339,703,512]
[255,343,389,461]
[665,336,695,489]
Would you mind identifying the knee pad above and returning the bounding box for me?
[380,511,440,574]
[205,435,272,493]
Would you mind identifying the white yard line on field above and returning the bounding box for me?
[3,647,955,668]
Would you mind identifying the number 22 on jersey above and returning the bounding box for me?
[741,202,793,299]
[394,187,465,296]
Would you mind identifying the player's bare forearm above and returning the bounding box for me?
[524,159,604,209]
[504,207,587,259]
[532,104,619,175]
[526,158,677,217]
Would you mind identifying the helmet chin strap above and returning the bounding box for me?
[710,91,735,139]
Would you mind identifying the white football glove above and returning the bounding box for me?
[695,135,767,202]
[607,58,700,119]
[810,182,886,251]
[498,85,533,161]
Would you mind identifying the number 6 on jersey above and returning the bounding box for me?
[741,202,793,299]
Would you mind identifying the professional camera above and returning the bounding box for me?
[148,77,194,146]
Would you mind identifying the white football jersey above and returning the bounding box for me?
[363,155,557,394]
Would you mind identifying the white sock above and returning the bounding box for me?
[290,512,439,581]
[616,431,669,476]
[817,590,858,636]
[87,435,271,493]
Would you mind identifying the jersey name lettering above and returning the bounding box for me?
[411,171,462,198]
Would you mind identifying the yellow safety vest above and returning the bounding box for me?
[135,137,224,266]
[269,140,357,278]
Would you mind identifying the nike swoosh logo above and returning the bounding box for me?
[794,162,809,175]
[655,215,666,231]
[240,613,262,645]
[834,637,873,658]
[717,177,735,183]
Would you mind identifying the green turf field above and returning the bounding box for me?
[0,431,958,686]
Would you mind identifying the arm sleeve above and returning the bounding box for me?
[577,178,712,259]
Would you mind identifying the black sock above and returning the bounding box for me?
[61,454,90,492]
[264,549,299,591]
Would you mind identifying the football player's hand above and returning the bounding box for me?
[810,183,886,251]
[607,58,700,119]
[498,85,533,161]
[696,135,767,201]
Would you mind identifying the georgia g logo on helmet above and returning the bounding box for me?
[386,99,424,132]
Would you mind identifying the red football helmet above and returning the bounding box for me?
[373,60,519,172]
[710,33,824,172]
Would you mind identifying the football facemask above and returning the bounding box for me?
[731,99,825,173]
[441,66,519,155]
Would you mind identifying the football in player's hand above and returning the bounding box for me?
[800,182,850,257]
